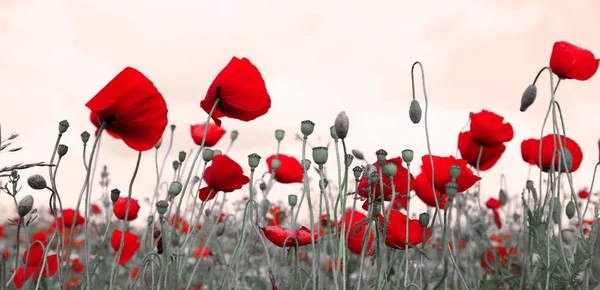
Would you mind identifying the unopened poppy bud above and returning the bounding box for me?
[300,120,315,137]
[230,130,239,141]
[260,199,270,216]
[216,223,226,236]
[192,176,200,184]
[449,164,461,180]
[561,229,574,245]
[329,126,338,140]
[301,159,311,170]
[566,200,575,219]
[178,151,187,163]
[352,166,363,179]
[526,180,534,190]
[419,213,430,227]
[213,149,222,156]
[401,149,414,164]
[350,150,364,161]
[319,179,328,190]
[409,100,422,124]
[205,209,211,217]
[58,120,70,134]
[288,194,297,207]
[248,153,261,169]
[156,200,169,215]
[375,149,387,163]
[27,174,47,190]
[155,137,163,149]
[334,111,349,139]
[345,154,354,168]
[11,170,18,179]
[520,84,537,112]
[383,161,397,178]
[558,148,573,172]
[57,144,68,157]
[18,195,34,217]
[275,129,285,142]
[172,160,180,171]
[202,148,214,162]
[168,181,183,196]
[110,188,121,203]
[445,181,459,198]
[499,189,508,205]
[551,197,561,224]
[312,147,329,165]
[147,216,154,225]
[259,182,267,191]
[80,131,90,144]
[170,124,176,131]
[270,157,281,171]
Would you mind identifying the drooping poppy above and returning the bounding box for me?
[110,229,140,265]
[261,225,318,248]
[457,131,505,171]
[357,157,415,203]
[190,123,226,147]
[421,155,480,194]
[113,197,140,222]
[198,155,250,201]
[86,67,168,151]
[200,57,271,126]
[523,135,583,173]
[549,41,599,81]
[469,110,514,147]
[266,154,304,184]
[414,173,447,209]
[338,210,374,255]
[485,198,502,210]
[380,209,431,250]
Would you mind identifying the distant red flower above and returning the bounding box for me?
[357,157,415,205]
[61,209,85,228]
[380,209,431,249]
[267,206,286,226]
[91,204,102,215]
[113,197,140,221]
[190,123,226,147]
[110,229,140,265]
[493,210,502,229]
[469,110,514,147]
[266,154,304,184]
[71,258,84,273]
[338,210,374,255]
[521,139,539,165]
[414,173,447,209]
[198,155,250,201]
[523,135,583,173]
[421,155,480,194]
[549,41,599,81]
[170,216,190,233]
[200,57,271,126]
[86,67,168,151]
[578,190,590,199]
[457,131,505,171]
[480,246,518,275]
[195,247,210,258]
[12,241,59,288]
[261,226,318,248]
[485,198,502,210]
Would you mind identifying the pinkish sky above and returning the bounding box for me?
[1,1,599,225]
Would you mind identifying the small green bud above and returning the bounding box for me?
[215,223,226,236]
[329,126,338,140]
[170,124,176,131]
[57,144,68,157]
[213,149,222,156]
[178,151,187,163]
[301,159,311,170]
[300,120,315,137]
[351,149,364,160]
[375,149,387,163]
[275,129,285,142]
[168,181,183,196]
[369,171,380,183]
[409,100,422,124]
[230,130,239,141]
[80,131,90,144]
[205,209,211,217]
[566,200,575,219]
[526,180,534,190]
[445,181,459,198]
[147,216,154,225]
[520,84,537,112]
[18,195,34,217]
[344,154,354,168]
[110,188,121,203]
[449,164,461,180]
[334,111,349,139]
[27,174,47,190]
[156,200,169,215]
[270,157,281,171]
[172,160,180,170]
[202,148,214,162]
[419,213,430,227]
[352,166,363,179]
[312,147,329,166]
[382,161,397,178]
[192,176,200,184]
[248,153,261,169]
[319,179,328,190]
[58,120,70,134]
[551,197,561,224]
[499,189,508,205]
[288,194,298,207]
[401,149,414,164]
[259,182,267,191]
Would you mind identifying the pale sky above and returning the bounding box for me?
[1,1,600,224]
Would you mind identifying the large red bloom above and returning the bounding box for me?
[13,235,59,288]
[521,135,583,173]
[457,131,505,171]
[469,110,514,147]
[198,155,250,201]
[549,41,599,81]
[266,154,304,184]
[261,225,318,248]
[414,173,447,209]
[110,229,140,265]
[190,123,226,147]
[338,210,374,255]
[380,209,431,250]
[113,197,140,222]
[200,57,271,126]
[421,155,480,194]
[357,157,416,204]
[86,67,168,151]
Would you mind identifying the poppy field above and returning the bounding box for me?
[0,41,600,290]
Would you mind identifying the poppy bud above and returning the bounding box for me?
[301,159,311,171]
[551,197,561,224]
[319,179,329,190]
[155,137,163,149]
[202,148,214,162]
[312,147,329,166]
[11,170,18,179]
[259,182,267,191]
[498,189,508,205]
[205,209,211,217]
[369,171,380,183]
[192,176,200,184]
[445,181,459,198]
[520,84,537,112]
[330,126,338,140]
[156,200,169,215]
[382,161,397,178]
[352,149,365,161]
[275,129,285,142]
[58,120,70,134]
[157,238,164,254]
[27,174,47,190]
[213,149,222,156]
[260,199,270,216]
[558,148,573,172]
[270,157,281,171]
[80,131,90,144]
[57,144,68,157]
[352,166,363,180]
[401,149,414,164]
[288,194,297,207]
[170,124,176,131]
[110,188,121,203]
[300,120,315,137]
[334,111,349,139]
[248,153,261,169]
[147,216,154,225]
[561,229,574,245]
[419,212,430,227]
[17,195,34,217]
[566,201,575,219]
[178,151,187,163]
[216,223,226,236]
[526,180,534,190]
[345,154,354,168]
[409,100,422,124]
[375,149,387,163]
[230,130,239,141]
[168,181,182,196]
[449,164,461,180]
[172,160,179,171]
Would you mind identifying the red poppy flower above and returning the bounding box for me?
[61,209,85,228]
[267,206,286,226]
[485,198,502,210]
[110,229,140,265]
[524,135,583,173]
[493,210,502,229]
[195,247,210,258]
[480,246,518,275]
[12,253,59,288]
[190,123,226,147]
[421,155,480,194]
[86,67,169,151]
[198,155,250,201]
[578,190,590,199]
[200,57,271,126]
[90,112,121,139]
[457,131,505,171]
[113,197,140,221]
[469,110,514,147]
[338,210,374,255]
[521,139,539,165]
[414,173,447,209]
[379,209,431,249]
[91,204,102,215]
[266,154,304,184]
[549,41,599,81]
[170,216,190,233]
[261,225,318,248]
[357,157,415,202]
[71,258,84,273]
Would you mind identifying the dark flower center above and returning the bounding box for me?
[215,87,225,112]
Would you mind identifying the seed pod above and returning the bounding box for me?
[27,174,47,190]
